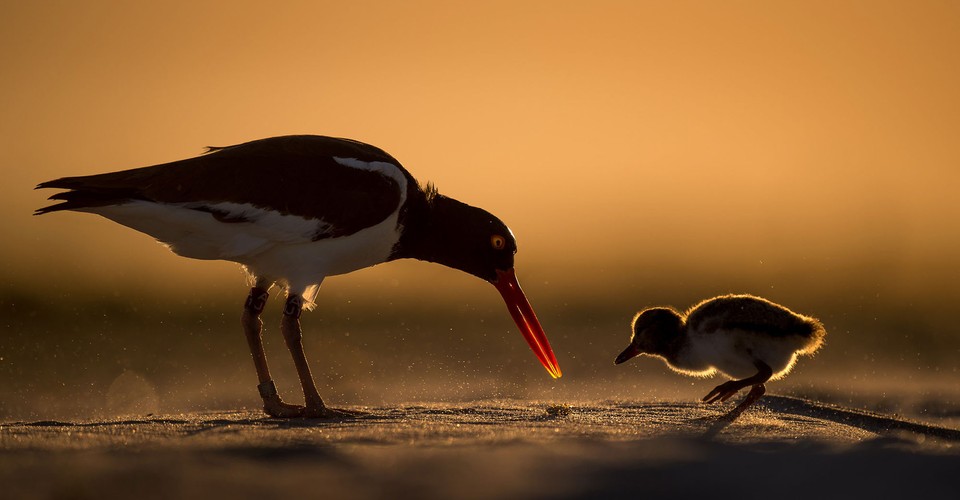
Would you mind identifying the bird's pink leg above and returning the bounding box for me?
[702,360,773,404]
[279,294,356,418]
[241,286,304,418]
[279,295,324,412]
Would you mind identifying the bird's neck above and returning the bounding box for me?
[656,324,690,363]
[390,192,505,283]
[390,188,448,265]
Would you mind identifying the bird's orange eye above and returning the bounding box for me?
[490,234,506,250]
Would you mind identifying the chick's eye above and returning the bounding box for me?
[490,234,506,250]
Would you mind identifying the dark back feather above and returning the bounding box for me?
[35,135,423,239]
[685,294,823,340]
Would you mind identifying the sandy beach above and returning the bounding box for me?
[3,396,958,499]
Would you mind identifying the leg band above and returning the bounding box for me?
[244,287,270,314]
[283,295,303,318]
[257,380,279,399]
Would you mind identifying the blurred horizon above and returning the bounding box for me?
[1,1,958,419]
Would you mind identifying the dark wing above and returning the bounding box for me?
[685,295,819,338]
[36,135,415,239]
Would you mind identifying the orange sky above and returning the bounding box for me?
[1,1,958,301]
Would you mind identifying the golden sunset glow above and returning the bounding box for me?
[2,1,959,421]
[1,0,955,303]
[2,6,959,496]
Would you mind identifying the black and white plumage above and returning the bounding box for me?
[37,137,415,304]
[615,294,825,419]
[36,135,562,418]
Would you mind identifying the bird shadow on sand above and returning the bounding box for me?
[701,394,960,441]
[15,409,377,433]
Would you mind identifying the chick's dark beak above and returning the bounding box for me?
[615,344,642,365]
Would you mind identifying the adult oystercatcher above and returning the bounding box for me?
[36,135,562,418]
[614,294,825,420]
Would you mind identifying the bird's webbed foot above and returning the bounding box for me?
[263,399,306,418]
[260,396,364,420]
[300,404,365,419]
[258,380,305,418]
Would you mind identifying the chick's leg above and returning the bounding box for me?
[702,360,773,404]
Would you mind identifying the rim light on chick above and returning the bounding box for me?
[615,294,825,419]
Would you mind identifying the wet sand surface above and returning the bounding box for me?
[2,395,959,499]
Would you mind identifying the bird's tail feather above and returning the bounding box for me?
[34,176,141,215]
[798,318,827,355]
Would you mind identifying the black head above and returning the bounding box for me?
[396,191,562,379]
[407,194,517,282]
[614,307,684,365]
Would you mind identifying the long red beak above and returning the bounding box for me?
[493,268,562,379]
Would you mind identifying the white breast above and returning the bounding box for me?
[672,329,811,380]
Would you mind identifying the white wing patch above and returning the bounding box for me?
[333,156,409,201]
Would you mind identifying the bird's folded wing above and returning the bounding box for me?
[686,296,813,336]
[36,135,408,241]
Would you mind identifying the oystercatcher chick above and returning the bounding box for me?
[35,135,562,418]
[614,294,825,419]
